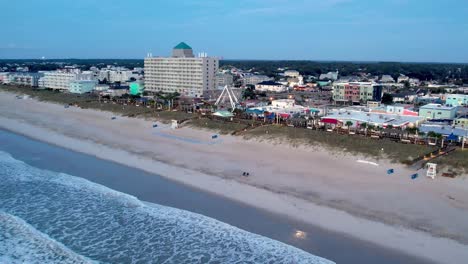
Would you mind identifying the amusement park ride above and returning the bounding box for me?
[214,85,240,112]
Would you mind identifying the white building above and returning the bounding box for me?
[69,80,98,94]
[99,69,138,83]
[144,42,219,97]
[8,73,43,87]
[242,74,272,85]
[271,99,295,108]
[43,71,94,90]
[319,71,339,81]
[380,75,395,83]
[216,73,234,88]
[397,75,410,83]
[255,81,287,92]
[0,72,10,84]
[284,70,300,78]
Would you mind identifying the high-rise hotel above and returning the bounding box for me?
[144,42,219,97]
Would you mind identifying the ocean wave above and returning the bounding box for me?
[0,212,94,264]
[0,150,333,264]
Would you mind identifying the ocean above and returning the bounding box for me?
[0,150,332,263]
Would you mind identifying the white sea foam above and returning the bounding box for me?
[0,150,334,264]
[0,212,93,264]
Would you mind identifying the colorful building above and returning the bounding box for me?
[454,117,468,127]
[418,104,458,120]
[332,82,383,104]
[69,80,97,94]
[129,82,145,95]
[445,94,468,107]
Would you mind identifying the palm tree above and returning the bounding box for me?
[155,92,180,110]
[345,121,353,133]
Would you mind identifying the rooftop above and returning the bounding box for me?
[324,110,424,127]
[257,81,283,86]
[420,103,457,110]
[173,42,192,50]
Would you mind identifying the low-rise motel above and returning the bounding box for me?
[321,108,424,129]
[418,103,458,120]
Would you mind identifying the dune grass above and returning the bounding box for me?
[244,125,438,164]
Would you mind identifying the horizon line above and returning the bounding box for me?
[1,58,468,65]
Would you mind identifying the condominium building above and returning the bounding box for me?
[69,80,98,94]
[8,72,43,87]
[144,42,219,97]
[42,71,94,90]
[332,82,383,104]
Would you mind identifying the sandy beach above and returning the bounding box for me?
[1,90,468,264]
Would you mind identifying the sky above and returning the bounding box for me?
[1,0,467,62]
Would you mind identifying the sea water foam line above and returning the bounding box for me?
[0,151,333,264]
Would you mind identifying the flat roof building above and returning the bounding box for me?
[69,80,98,94]
[419,104,458,120]
[144,42,218,98]
[446,94,468,107]
[322,109,425,128]
[255,81,287,93]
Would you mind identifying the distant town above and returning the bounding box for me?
[1,42,467,164]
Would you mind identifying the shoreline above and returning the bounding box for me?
[0,129,430,264]
[1,91,468,263]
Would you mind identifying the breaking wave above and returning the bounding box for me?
[0,150,333,264]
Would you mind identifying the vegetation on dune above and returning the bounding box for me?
[1,84,461,170]
[435,150,468,174]
[243,125,439,164]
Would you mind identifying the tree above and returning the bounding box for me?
[381,93,394,105]
[156,92,180,110]
[242,87,256,100]
[403,80,410,89]
[345,121,353,132]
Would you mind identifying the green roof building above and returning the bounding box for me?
[172,42,194,58]
[129,82,145,96]
[174,42,192,50]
